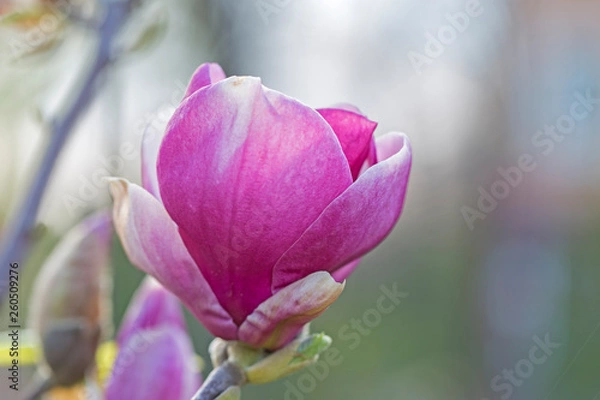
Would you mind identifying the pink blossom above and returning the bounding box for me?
[105,277,200,400]
[110,62,411,350]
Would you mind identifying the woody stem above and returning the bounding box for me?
[191,361,246,400]
[0,0,131,301]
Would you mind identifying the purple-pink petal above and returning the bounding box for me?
[116,276,186,346]
[142,63,225,199]
[317,107,378,180]
[109,178,238,340]
[331,258,362,283]
[183,62,226,99]
[238,271,344,349]
[272,132,412,290]
[157,77,353,325]
[105,327,199,400]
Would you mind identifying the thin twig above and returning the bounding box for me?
[0,0,132,300]
[191,361,246,400]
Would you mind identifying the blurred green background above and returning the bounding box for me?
[1,0,600,399]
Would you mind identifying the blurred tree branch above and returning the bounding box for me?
[0,0,134,300]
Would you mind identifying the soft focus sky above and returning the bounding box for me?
[1,0,600,399]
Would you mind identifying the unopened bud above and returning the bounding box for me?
[245,332,332,384]
[290,332,332,365]
[28,211,113,387]
[226,342,263,368]
[116,276,185,345]
[105,276,200,400]
[105,326,199,400]
[42,318,101,386]
[208,338,229,368]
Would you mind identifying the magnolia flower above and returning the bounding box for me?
[105,277,200,400]
[110,62,411,350]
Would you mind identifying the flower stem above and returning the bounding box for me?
[191,361,246,400]
[0,0,131,300]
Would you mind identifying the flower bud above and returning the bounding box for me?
[105,277,200,400]
[226,342,263,368]
[116,276,185,346]
[28,212,112,387]
[105,327,199,400]
[245,332,332,384]
[208,338,229,368]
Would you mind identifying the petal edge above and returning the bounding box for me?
[238,271,344,350]
[109,178,238,339]
[272,133,412,290]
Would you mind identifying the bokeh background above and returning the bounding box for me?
[1,0,600,399]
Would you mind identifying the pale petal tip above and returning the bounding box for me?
[225,76,262,92]
[82,210,113,244]
[376,131,412,163]
[322,272,345,300]
[107,177,129,200]
[397,132,411,149]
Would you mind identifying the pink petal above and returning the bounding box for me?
[238,271,344,350]
[183,62,227,99]
[157,77,352,324]
[331,258,362,283]
[317,107,378,180]
[141,63,226,198]
[109,178,238,339]
[105,327,200,400]
[117,276,186,346]
[272,132,412,290]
